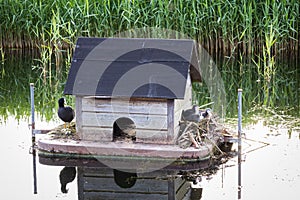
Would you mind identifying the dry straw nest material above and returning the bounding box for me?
[47,122,80,140]
[177,111,230,149]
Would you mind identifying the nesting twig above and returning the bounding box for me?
[177,109,233,152]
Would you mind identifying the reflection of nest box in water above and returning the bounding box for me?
[64,37,202,144]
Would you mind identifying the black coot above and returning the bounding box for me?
[181,105,200,122]
[58,98,75,129]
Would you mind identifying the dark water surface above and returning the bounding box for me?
[0,50,299,199]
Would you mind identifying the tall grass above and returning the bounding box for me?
[0,0,298,56]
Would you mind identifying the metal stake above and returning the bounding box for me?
[238,89,242,199]
[30,83,35,141]
[30,83,37,194]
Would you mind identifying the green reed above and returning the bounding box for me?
[0,0,298,55]
[0,47,4,63]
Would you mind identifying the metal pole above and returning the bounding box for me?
[30,83,35,141]
[238,89,242,199]
[30,83,37,194]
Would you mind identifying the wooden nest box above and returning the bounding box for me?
[64,37,202,144]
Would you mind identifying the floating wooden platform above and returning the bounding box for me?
[38,134,214,160]
[37,132,224,172]
[37,118,234,171]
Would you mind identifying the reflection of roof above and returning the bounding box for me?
[64,37,201,99]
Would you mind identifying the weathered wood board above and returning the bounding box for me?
[77,167,190,200]
[81,112,168,130]
[77,97,171,143]
[81,97,168,114]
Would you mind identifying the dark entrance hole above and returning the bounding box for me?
[113,117,136,142]
[113,169,137,188]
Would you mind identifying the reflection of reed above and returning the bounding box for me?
[0,50,298,123]
[0,50,73,122]
[194,55,299,119]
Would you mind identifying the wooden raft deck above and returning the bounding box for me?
[37,134,214,162]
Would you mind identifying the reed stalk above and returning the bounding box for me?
[0,0,298,55]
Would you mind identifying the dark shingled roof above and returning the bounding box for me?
[64,37,201,99]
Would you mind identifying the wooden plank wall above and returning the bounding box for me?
[173,73,193,142]
[77,167,189,200]
[76,97,170,144]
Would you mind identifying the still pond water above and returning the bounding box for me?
[0,50,299,199]
[1,116,299,199]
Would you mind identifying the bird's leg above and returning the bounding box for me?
[64,123,66,129]
[65,123,72,135]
